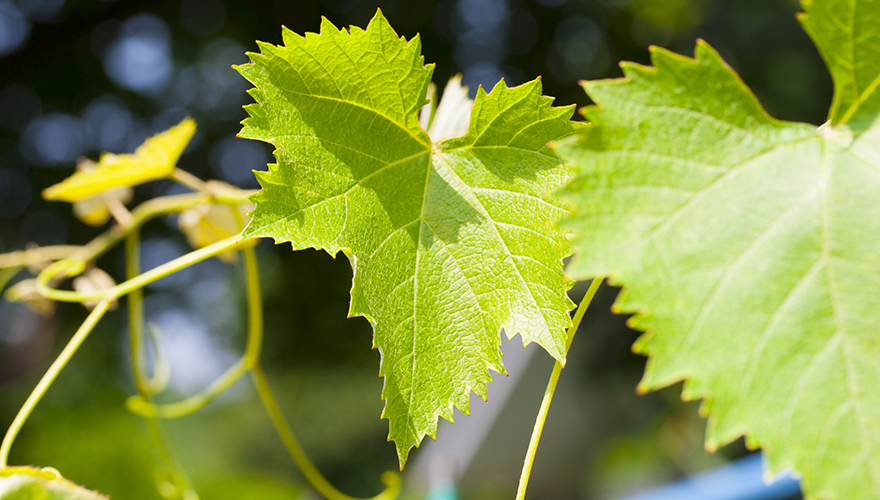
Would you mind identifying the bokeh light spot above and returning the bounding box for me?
[82,96,134,152]
[20,113,84,167]
[0,1,30,57]
[102,14,173,94]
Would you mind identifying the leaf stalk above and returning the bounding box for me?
[515,277,603,500]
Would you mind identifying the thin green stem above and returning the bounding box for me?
[126,227,197,500]
[104,195,134,228]
[127,218,263,419]
[37,235,253,303]
[126,232,167,395]
[236,232,400,500]
[170,169,211,193]
[515,277,603,500]
[0,299,112,469]
[0,188,253,482]
[0,247,81,269]
[0,190,254,271]
[233,207,263,367]
[144,322,171,395]
[144,417,197,500]
[250,366,402,500]
[127,359,248,418]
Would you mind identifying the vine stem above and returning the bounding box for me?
[515,277,603,500]
[126,232,168,396]
[0,236,249,472]
[126,207,263,419]
[36,235,253,303]
[250,367,402,500]
[0,299,112,469]
[0,190,255,271]
[234,222,400,500]
[170,168,211,193]
[125,229,196,499]
[116,208,396,500]
[2,184,398,499]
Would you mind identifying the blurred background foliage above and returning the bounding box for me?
[0,0,828,498]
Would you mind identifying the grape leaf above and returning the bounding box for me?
[235,10,575,465]
[554,1,880,497]
[64,158,134,227]
[0,467,107,499]
[42,118,196,202]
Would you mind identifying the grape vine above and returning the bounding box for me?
[2,1,878,499]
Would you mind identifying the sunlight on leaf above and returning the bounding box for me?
[0,467,107,499]
[43,118,197,202]
[178,194,254,263]
[236,10,575,465]
[67,158,134,226]
[555,1,880,498]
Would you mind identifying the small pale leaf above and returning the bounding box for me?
[43,118,196,202]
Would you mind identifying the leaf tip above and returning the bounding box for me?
[41,186,58,201]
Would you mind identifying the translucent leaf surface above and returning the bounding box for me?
[65,158,134,226]
[0,467,107,499]
[236,10,575,465]
[554,1,880,497]
[179,198,254,263]
[43,118,196,202]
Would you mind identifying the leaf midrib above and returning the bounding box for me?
[274,88,430,149]
[817,132,880,495]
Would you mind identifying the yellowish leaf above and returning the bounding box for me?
[67,158,134,226]
[43,118,196,202]
[5,279,55,317]
[178,196,253,263]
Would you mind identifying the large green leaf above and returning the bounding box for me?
[0,468,107,499]
[554,1,880,497]
[235,11,575,465]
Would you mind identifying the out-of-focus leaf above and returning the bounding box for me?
[419,75,473,143]
[0,467,107,500]
[4,278,55,316]
[72,268,117,310]
[554,1,880,497]
[67,159,134,227]
[178,187,254,263]
[43,118,196,202]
